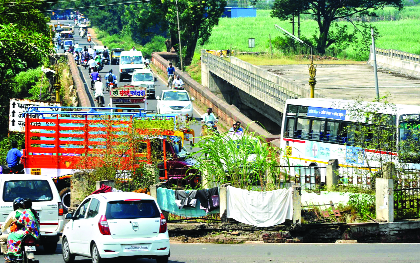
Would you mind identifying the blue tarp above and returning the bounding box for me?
[156,188,219,218]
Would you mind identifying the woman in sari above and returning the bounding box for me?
[5,198,40,262]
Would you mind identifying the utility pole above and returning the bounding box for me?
[371,27,379,102]
[175,0,183,70]
[275,24,316,98]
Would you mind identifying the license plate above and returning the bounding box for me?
[123,245,149,251]
[25,246,36,252]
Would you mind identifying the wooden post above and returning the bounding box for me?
[269,34,273,58]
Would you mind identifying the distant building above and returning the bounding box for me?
[222,7,257,18]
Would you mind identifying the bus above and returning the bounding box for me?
[280,98,420,187]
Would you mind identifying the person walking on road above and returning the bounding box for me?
[5,140,23,173]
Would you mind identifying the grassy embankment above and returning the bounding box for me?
[198,9,420,60]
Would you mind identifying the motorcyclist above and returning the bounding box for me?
[90,69,100,89]
[88,57,96,73]
[6,141,23,174]
[74,51,80,64]
[103,47,109,61]
[105,69,117,89]
[173,75,184,89]
[94,76,105,107]
[95,54,102,70]
[167,62,175,88]
[201,108,218,135]
[0,198,25,254]
[3,197,40,262]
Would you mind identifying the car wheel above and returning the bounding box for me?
[59,187,71,212]
[91,243,103,263]
[43,240,58,254]
[62,237,75,263]
[119,74,123,81]
[156,255,169,263]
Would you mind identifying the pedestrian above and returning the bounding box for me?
[6,141,23,173]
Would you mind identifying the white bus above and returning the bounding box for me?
[280,98,420,186]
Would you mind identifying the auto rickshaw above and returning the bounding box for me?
[111,48,124,65]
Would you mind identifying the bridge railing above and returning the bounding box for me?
[375,48,420,63]
[201,50,302,113]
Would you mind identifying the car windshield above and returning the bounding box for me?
[133,73,153,82]
[3,180,53,202]
[162,91,189,101]
[113,51,121,56]
[121,56,143,65]
[105,200,160,219]
[64,40,73,46]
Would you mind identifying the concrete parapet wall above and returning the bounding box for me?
[151,52,273,139]
[229,56,312,99]
[369,47,420,78]
[66,53,91,107]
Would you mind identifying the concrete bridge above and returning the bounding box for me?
[151,47,420,140]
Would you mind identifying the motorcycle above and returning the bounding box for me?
[1,234,39,263]
[82,59,88,69]
[107,81,116,92]
[201,121,218,136]
[95,95,104,107]
[89,65,97,74]
[74,56,80,65]
[174,83,184,90]
[87,36,91,43]
[0,165,24,174]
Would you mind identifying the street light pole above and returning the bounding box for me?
[175,0,183,70]
[275,24,316,98]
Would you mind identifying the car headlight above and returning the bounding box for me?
[184,104,192,110]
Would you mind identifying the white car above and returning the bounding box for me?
[62,192,170,263]
[156,90,194,116]
[131,68,156,99]
[0,174,65,253]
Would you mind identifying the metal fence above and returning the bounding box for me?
[394,168,420,220]
[278,165,326,191]
[337,166,380,190]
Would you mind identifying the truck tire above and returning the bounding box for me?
[59,187,71,212]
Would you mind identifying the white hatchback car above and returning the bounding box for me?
[62,192,170,263]
[156,90,194,116]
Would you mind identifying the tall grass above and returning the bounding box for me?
[198,8,420,60]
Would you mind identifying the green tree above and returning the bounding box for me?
[271,0,403,54]
[166,0,227,66]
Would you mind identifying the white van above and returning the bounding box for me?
[119,51,145,80]
[131,68,157,99]
[0,174,64,253]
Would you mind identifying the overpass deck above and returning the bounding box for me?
[261,64,420,105]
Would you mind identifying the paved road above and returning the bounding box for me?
[3,242,420,263]
[55,20,203,140]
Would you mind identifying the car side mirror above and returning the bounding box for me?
[156,96,160,100]
[65,213,74,220]
[154,77,157,82]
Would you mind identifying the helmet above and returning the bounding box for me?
[13,197,25,211]
[109,69,112,74]
[23,198,33,209]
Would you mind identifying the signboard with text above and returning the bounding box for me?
[110,86,146,98]
[9,99,61,132]
[307,107,346,120]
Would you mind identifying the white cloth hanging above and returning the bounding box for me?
[227,186,293,227]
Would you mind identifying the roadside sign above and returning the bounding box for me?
[9,98,61,133]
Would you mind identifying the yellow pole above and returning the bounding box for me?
[308,48,316,98]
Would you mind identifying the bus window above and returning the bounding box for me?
[340,122,356,145]
[325,121,340,143]
[310,119,325,141]
[285,117,295,138]
[296,118,310,139]
[298,106,308,117]
[286,104,298,115]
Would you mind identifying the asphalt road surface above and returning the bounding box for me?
[2,242,420,263]
[55,20,202,140]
